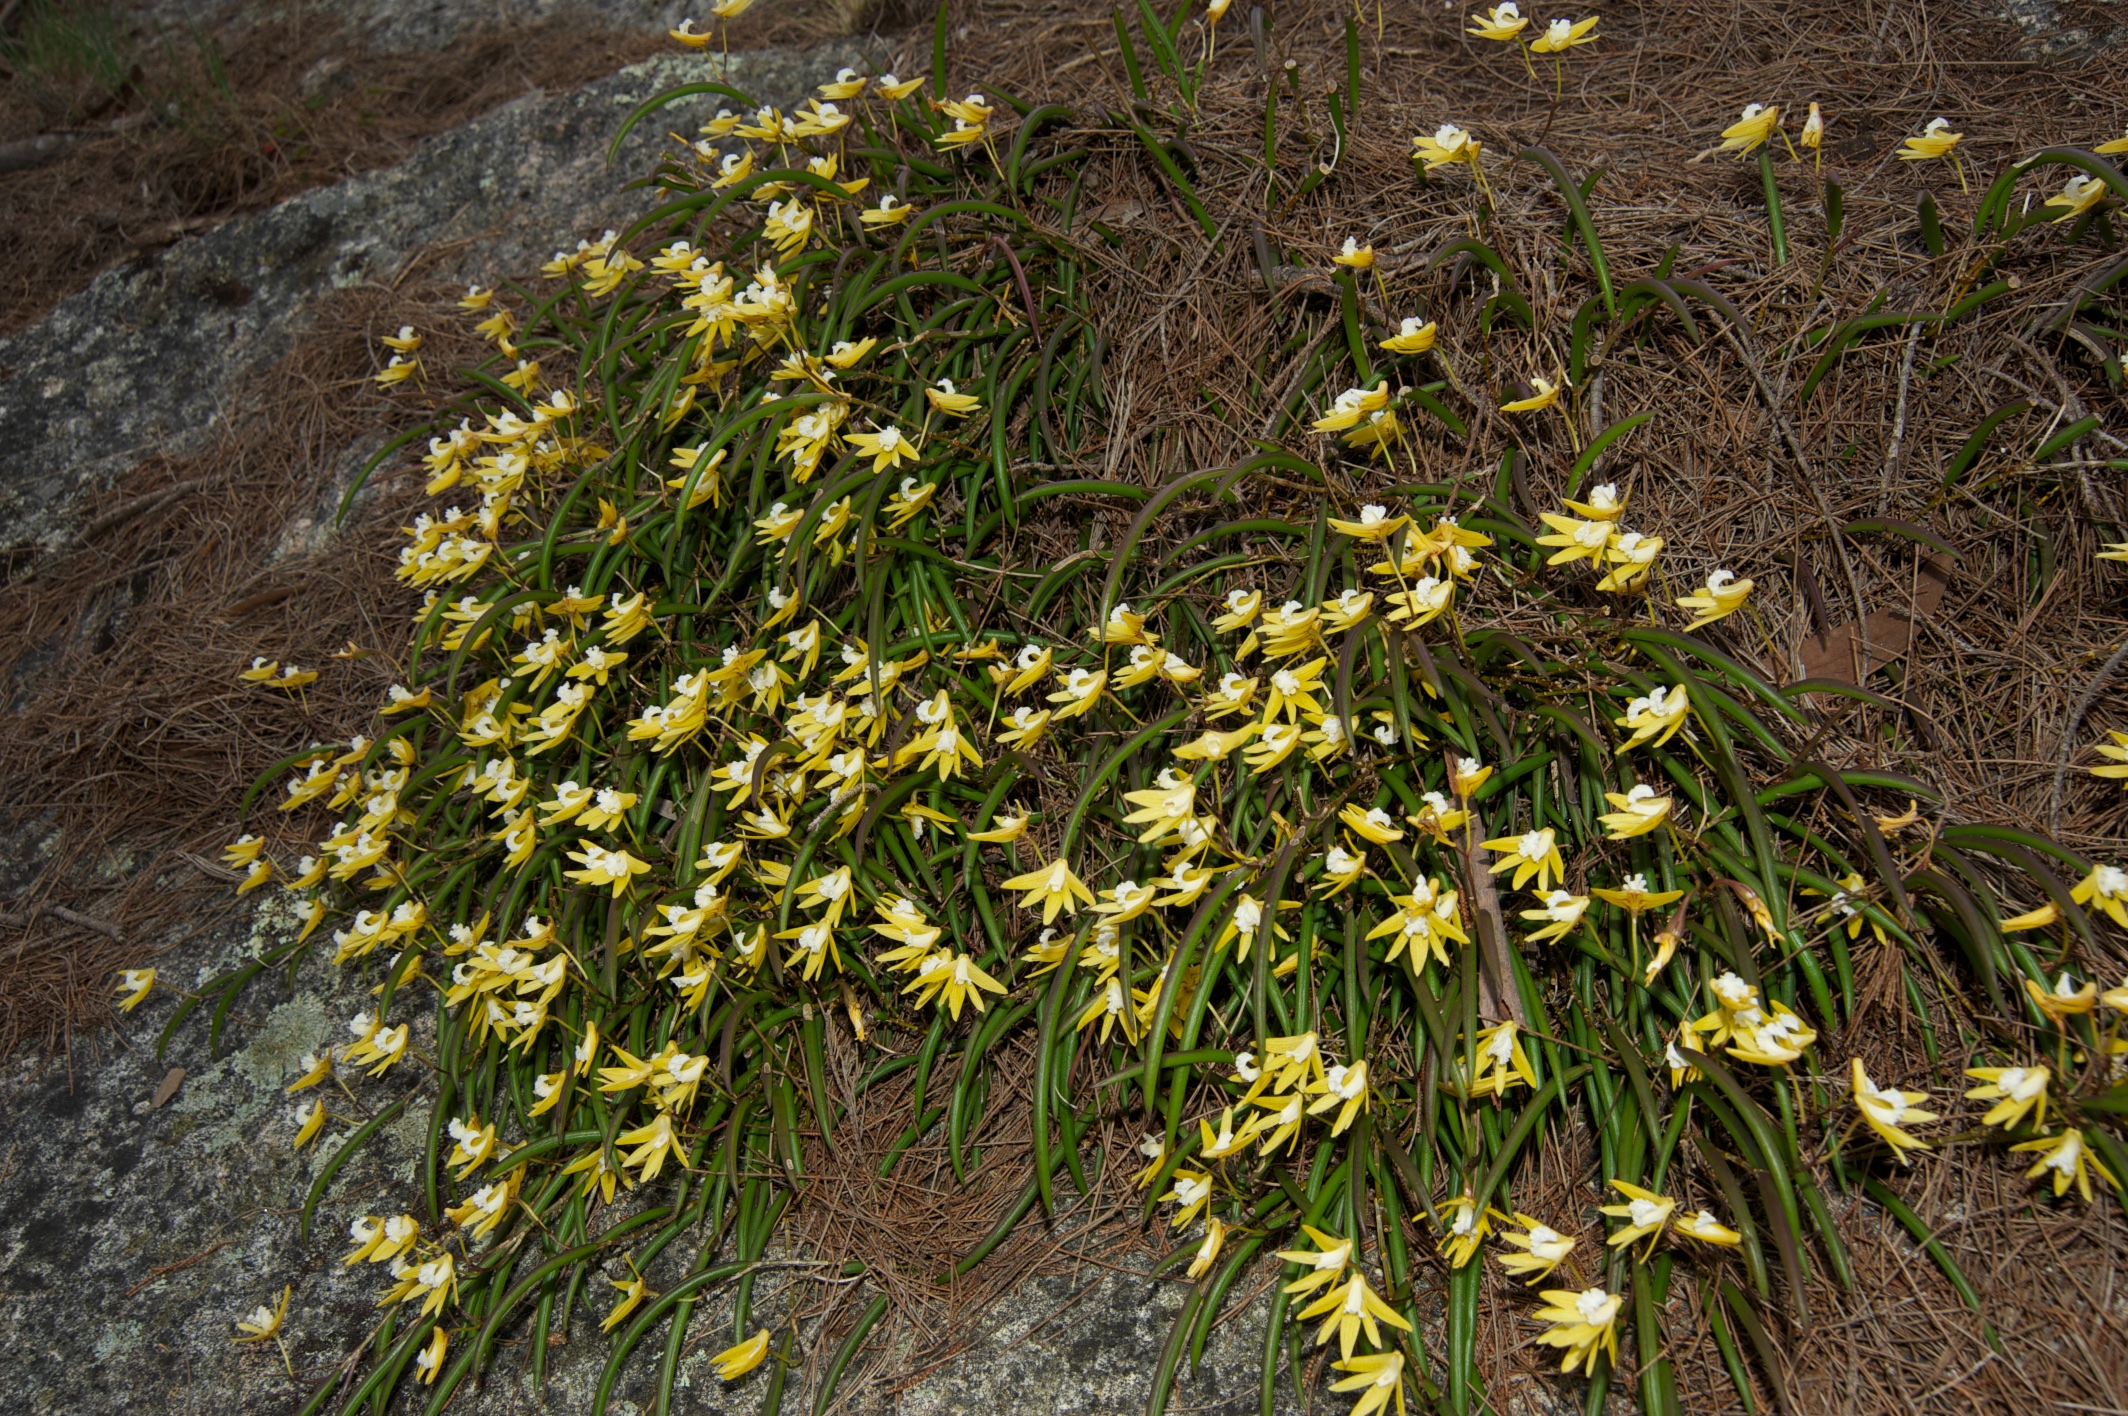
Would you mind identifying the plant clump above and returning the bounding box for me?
[142,3,2128,1412]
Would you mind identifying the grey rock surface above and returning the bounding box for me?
[140,0,687,59]
[0,42,862,552]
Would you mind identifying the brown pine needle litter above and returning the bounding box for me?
[4,1,2128,1413]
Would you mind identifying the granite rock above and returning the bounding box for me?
[0,43,863,552]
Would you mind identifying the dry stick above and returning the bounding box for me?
[2009,335,2115,523]
[1454,805,1526,1029]
[1716,322,1874,684]
[2046,637,2128,834]
[0,901,125,942]
[1876,323,1922,517]
[78,476,216,542]
[1258,318,1337,440]
[123,1237,233,1297]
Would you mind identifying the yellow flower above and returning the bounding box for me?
[115,967,156,1012]
[1295,1271,1412,1360]
[925,377,980,415]
[1726,999,1817,1066]
[937,116,989,150]
[1243,721,1304,773]
[346,1021,410,1076]
[1851,1058,1936,1163]
[1384,575,1455,628]
[1198,1106,1250,1161]
[1260,1030,1327,1093]
[1716,104,1780,156]
[1219,895,1284,963]
[1483,826,1565,891]
[1411,123,1480,173]
[2025,972,2097,1024]
[711,1330,773,1382]
[1532,1286,1608,1371]
[289,1098,325,1149]
[1047,666,1107,720]
[1676,569,1753,629]
[1964,1063,2050,1129]
[1329,504,1411,540]
[1312,384,1390,433]
[616,1108,686,1182]
[710,149,754,189]
[1159,1169,1215,1227]
[1276,1224,1354,1296]
[1330,1350,1407,1416]
[1436,1191,1497,1268]
[1537,511,1615,567]
[1614,683,1690,751]
[1382,316,1439,355]
[1597,784,1671,839]
[1212,587,1262,632]
[1263,656,1328,718]
[846,425,919,474]
[2072,863,2128,927]
[1339,803,1404,845]
[1466,2,1528,40]
[1800,102,1826,150]
[1899,117,1962,160]
[413,1326,449,1384]
[968,813,1028,844]
[1349,415,1401,466]
[1501,377,1563,412]
[1676,1209,1743,1246]
[2047,174,2111,219]
[1496,1213,1575,1282]
[884,477,936,531]
[1305,1059,1371,1135]
[564,845,651,897]
[1596,530,1662,591]
[860,192,916,228]
[1367,877,1467,968]
[602,1268,655,1332]
[1001,856,1096,924]
[666,16,712,44]
[1333,237,1375,269]
[1471,1019,1538,1095]
[1665,1032,1701,1087]
[343,1212,418,1265]
[1529,15,1599,52]
[1600,1179,1675,1249]
[375,354,421,387]
[2098,125,2128,155]
[1591,873,1684,914]
[234,1285,290,1343]
[825,337,876,370]
[1174,722,1259,761]
[1561,482,1625,521]
[997,706,1053,747]
[2011,1129,2119,1201]
[1450,756,1492,797]
[1519,890,1590,946]
[819,65,867,99]
[1124,770,1199,844]
[1187,1217,1229,1279]
[2092,729,2128,788]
